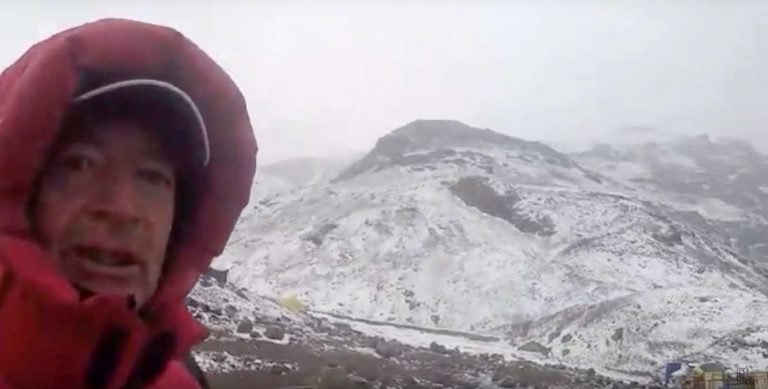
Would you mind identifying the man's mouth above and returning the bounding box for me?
[69,245,142,278]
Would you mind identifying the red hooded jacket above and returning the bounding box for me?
[0,19,257,388]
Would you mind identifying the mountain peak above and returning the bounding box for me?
[388,119,535,152]
[392,119,481,137]
[335,120,572,181]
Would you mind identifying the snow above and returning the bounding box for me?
[662,197,746,221]
[314,311,519,361]
[529,286,768,375]
[580,160,651,188]
[215,127,768,379]
[646,149,699,170]
[195,350,299,374]
[575,142,752,223]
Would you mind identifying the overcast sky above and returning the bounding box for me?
[2,1,767,162]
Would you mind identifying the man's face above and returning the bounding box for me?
[32,120,177,307]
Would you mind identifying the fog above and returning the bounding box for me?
[1,0,766,163]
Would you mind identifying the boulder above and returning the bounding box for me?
[429,341,449,355]
[236,319,253,334]
[265,325,286,340]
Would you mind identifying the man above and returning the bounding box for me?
[0,18,257,388]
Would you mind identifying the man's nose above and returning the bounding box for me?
[86,171,142,227]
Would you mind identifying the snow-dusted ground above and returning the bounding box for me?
[195,350,299,374]
[213,121,768,378]
[313,311,514,358]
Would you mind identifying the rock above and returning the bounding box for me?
[234,288,249,300]
[653,228,683,246]
[314,323,332,334]
[204,267,228,284]
[429,341,449,355]
[269,363,290,375]
[265,325,286,340]
[302,222,339,246]
[186,298,200,308]
[562,348,570,357]
[374,340,403,358]
[699,362,726,372]
[334,322,352,330]
[402,377,420,388]
[332,322,353,336]
[490,353,505,365]
[587,368,596,377]
[349,375,372,388]
[224,304,238,317]
[249,331,262,339]
[498,377,517,388]
[611,328,624,342]
[548,330,561,343]
[450,176,555,237]
[561,334,573,343]
[236,319,253,334]
[360,336,380,349]
[519,341,551,356]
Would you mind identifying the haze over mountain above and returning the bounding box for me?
[213,120,768,380]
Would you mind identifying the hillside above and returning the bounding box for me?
[213,120,768,381]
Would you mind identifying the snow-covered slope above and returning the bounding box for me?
[236,154,359,230]
[260,155,361,188]
[189,271,634,388]
[216,120,768,378]
[574,135,768,265]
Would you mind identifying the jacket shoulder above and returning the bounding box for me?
[148,360,202,389]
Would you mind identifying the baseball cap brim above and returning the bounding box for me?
[73,79,210,167]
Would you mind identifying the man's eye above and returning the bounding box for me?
[60,154,96,172]
[138,169,173,189]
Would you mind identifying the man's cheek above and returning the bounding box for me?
[33,203,66,251]
[67,220,88,244]
[41,171,82,196]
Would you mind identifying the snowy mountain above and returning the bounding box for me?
[261,155,361,188]
[238,155,359,224]
[574,135,768,265]
[214,120,768,380]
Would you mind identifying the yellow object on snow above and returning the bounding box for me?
[278,295,306,313]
